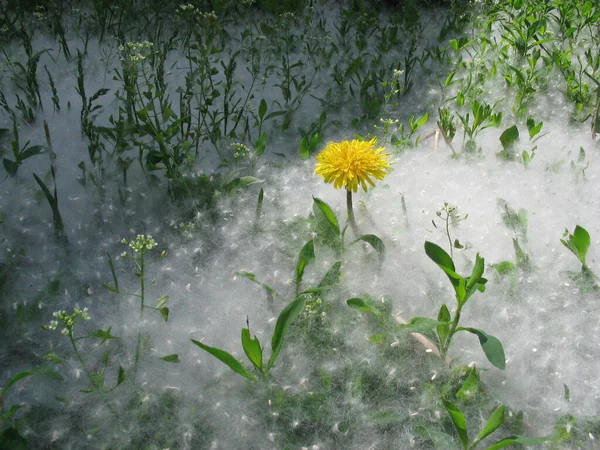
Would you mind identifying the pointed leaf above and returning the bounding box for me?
[93,327,116,344]
[467,254,485,289]
[160,307,169,321]
[295,240,315,288]
[318,261,342,291]
[573,225,590,262]
[442,399,469,448]
[346,297,384,319]
[241,328,263,371]
[474,406,505,443]
[0,367,62,398]
[485,435,550,449]
[20,145,45,160]
[313,197,340,236]
[300,135,310,159]
[424,241,461,287]
[456,367,480,401]
[259,98,267,120]
[191,339,257,381]
[437,304,451,347]
[268,296,306,370]
[44,350,63,365]
[156,295,169,308]
[160,354,180,363]
[223,177,264,192]
[398,317,449,333]
[499,125,519,151]
[457,327,506,370]
[3,158,19,176]
[352,234,386,264]
[116,366,126,385]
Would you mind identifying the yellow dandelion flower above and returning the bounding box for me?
[315,138,392,193]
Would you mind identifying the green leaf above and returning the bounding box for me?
[156,295,169,308]
[235,271,279,299]
[160,307,169,321]
[90,372,104,389]
[457,328,506,370]
[1,367,63,398]
[563,383,570,402]
[299,135,310,159]
[346,297,384,319]
[0,427,28,450]
[116,366,126,386]
[223,176,264,192]
[462,255,487,305]
[295,240,315,288]
[437,304,451,349]
[442,400,469,449]
[3,158,19,176]
[268,296,306,371]
[318,261,342,291]
[573,225,590,263]
[424,241,461,287]
[160,354,180,363]
[526,118,543,138]
[351,234,386,264]
[561,225,590,265]
[44,350,63,364]
[494,261,516,275]
[456,367,480,401]
[485,435,550,450]
[191,339,257,381]
[20,145,45,160]
[259,99,267,121]
[93,327,116,344]
[499,125,519,151]
[103,283,118,293]
[474,405,505,444]
[254,132,267,157]
[241,328,263,371]
[313,197,340,237]
[398,317,448,333]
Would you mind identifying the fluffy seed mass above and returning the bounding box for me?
[315,138,392,192]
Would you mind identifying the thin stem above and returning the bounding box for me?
[445,214,453,259]
[442,302,463,361]
[140,253,145,316]
[132,252,146,384]
[346,187,359,236]
[69,330,119,418]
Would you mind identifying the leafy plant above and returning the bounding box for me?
[312,196,385,264]
[104,235,171,382]
[432,202,468,258]
[443,398,549,449]
[2,117,45,177]
[191,295,305,381]
[561,225,597,285]
[399,242,505,369]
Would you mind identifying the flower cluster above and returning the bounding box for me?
[43,307,91,336]
[315,138,392,192]
[232,143,251,162]
[121,235,157,255]
[118,41,154,65]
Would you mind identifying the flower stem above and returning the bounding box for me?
[346,188,359,236]
[69,330,119,418]
[133,252,146,383]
